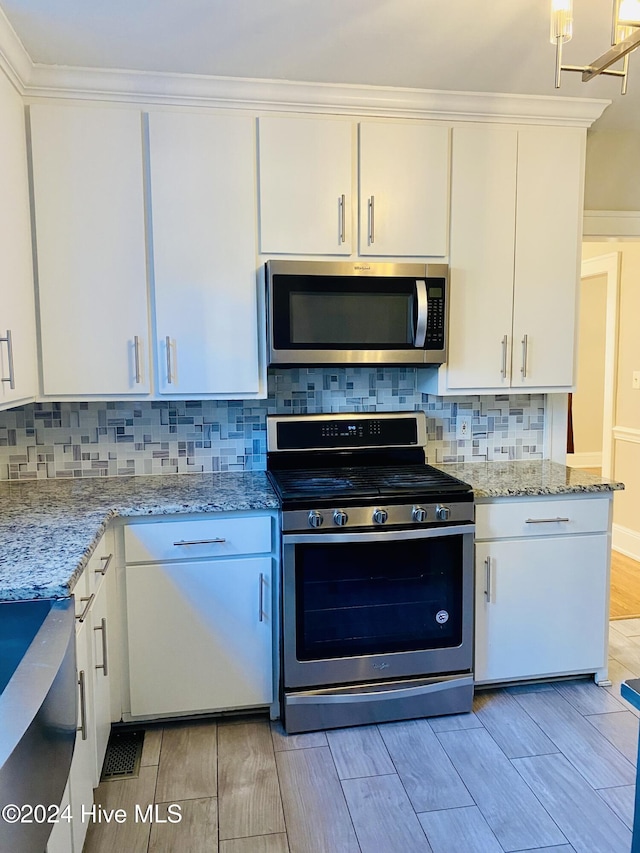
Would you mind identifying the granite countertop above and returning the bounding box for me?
[0,461,624,602]
[434,460,624,499]
[0,472,279,602]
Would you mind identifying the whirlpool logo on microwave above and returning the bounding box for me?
[372,661,390,671]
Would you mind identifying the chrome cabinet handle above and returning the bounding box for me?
[75,594,95,623]
[339,194,346,244]
[259,572,266,622]
[484,556,492,603]
[134,335,142,384]
[165,336,173,385]
[368,196,375,244]
[77,671,87,740]
[521,334,528,378]
[501,335,508,378]
[95,553,113,577]
[94,617,108,677]
[525,517,570,524]
[0,329,16,390]
[173,538,226,546]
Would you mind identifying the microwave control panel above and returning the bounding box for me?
[425,285,445,349]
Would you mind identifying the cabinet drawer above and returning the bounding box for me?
[124,515,273,563]
[476,496,610,540]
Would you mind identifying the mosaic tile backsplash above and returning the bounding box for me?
[0,369,546,480]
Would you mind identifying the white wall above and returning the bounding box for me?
[585,130,640,211]
[582,241,640,559]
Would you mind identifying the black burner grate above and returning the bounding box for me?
[100,730,145,780]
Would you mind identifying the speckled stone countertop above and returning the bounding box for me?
[0,472,279,602]
[434,460,624,499]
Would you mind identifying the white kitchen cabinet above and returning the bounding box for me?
[45,784,72,853]
[358,121,449,257]
[0,73,37,409]
[124,513,276,718]
[421,123,584,395]
[148,111,260,396]
[474,495,611,685]
[69,600,96,853]
[65,531,117,853]
[29,104,150,397]
[258,115,354,255]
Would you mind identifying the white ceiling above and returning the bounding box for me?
[1,0,638,132]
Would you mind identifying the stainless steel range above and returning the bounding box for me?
[266,411,475,734]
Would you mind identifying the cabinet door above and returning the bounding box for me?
[359,122,449,257]
[91,570,113,781]
[149,112,260,395]
[30,104,150,396]
[511,126,585,389]
[444,125,518,390]
[69,618,96,853]
[475,534,608,684]
[126,557,273,717]
[258,116,353,254]
[0,73,36,408]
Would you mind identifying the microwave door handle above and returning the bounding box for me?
[414,280,428,347]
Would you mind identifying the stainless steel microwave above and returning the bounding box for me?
[266,260,448,366]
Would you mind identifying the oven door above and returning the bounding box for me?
[282,524,474,690]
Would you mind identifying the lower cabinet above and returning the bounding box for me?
[48,532,116,853]
[123,512,276,719]
[474,495,611,685]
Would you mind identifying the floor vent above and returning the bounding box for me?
[100,730,145,781]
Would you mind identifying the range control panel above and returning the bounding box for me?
[273,414,420,451]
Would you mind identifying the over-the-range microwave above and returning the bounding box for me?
[266,260,449,366]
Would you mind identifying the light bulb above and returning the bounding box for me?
[618,0,640,25]
[550,0,574,44]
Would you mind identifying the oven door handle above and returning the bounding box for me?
[286,675,474,706]
[283,524,474,545]
[414,279,428,348]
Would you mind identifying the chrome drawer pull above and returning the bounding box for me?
[259,572,266,622]
[500,335,508,378]
[521,334,529,377]
[94,617,108,677]
[525,517,570,524]
[166,336,173,384]
[77,671,87,740]
[134,335,143,384]
[95,553,113,576]
[75,594,95,623]
[339,194,346,243]
[368,196,375,244]
[173,538,226,546]
[484,556,492,602]
[0,329,16,390]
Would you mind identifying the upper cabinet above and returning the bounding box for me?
[0,74,37,409]
[30,104,150,396]
[358,122,449,257]
[258,116,450,258]
[258,116,354,255]
[422,123,585,395]
[148,111,260,396]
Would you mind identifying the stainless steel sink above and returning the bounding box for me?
[0,598,76,853]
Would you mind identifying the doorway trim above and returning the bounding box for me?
[576,252,621,479]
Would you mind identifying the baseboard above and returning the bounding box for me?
[566,452,602,468]
[613,523,640,562]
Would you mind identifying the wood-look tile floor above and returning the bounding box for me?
[84,621,640,853]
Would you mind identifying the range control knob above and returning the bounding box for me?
[333,510,349,527]
[308,510,324,529]
[436,505,451,521]
[372,508,388,525]
[412,506,428,523]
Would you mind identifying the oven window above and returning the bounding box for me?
[294,537,463,660]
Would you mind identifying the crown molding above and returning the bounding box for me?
[583,209,640,237]
[0,7,610,127]
[18,64,609,127]
[0,5,32,91]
